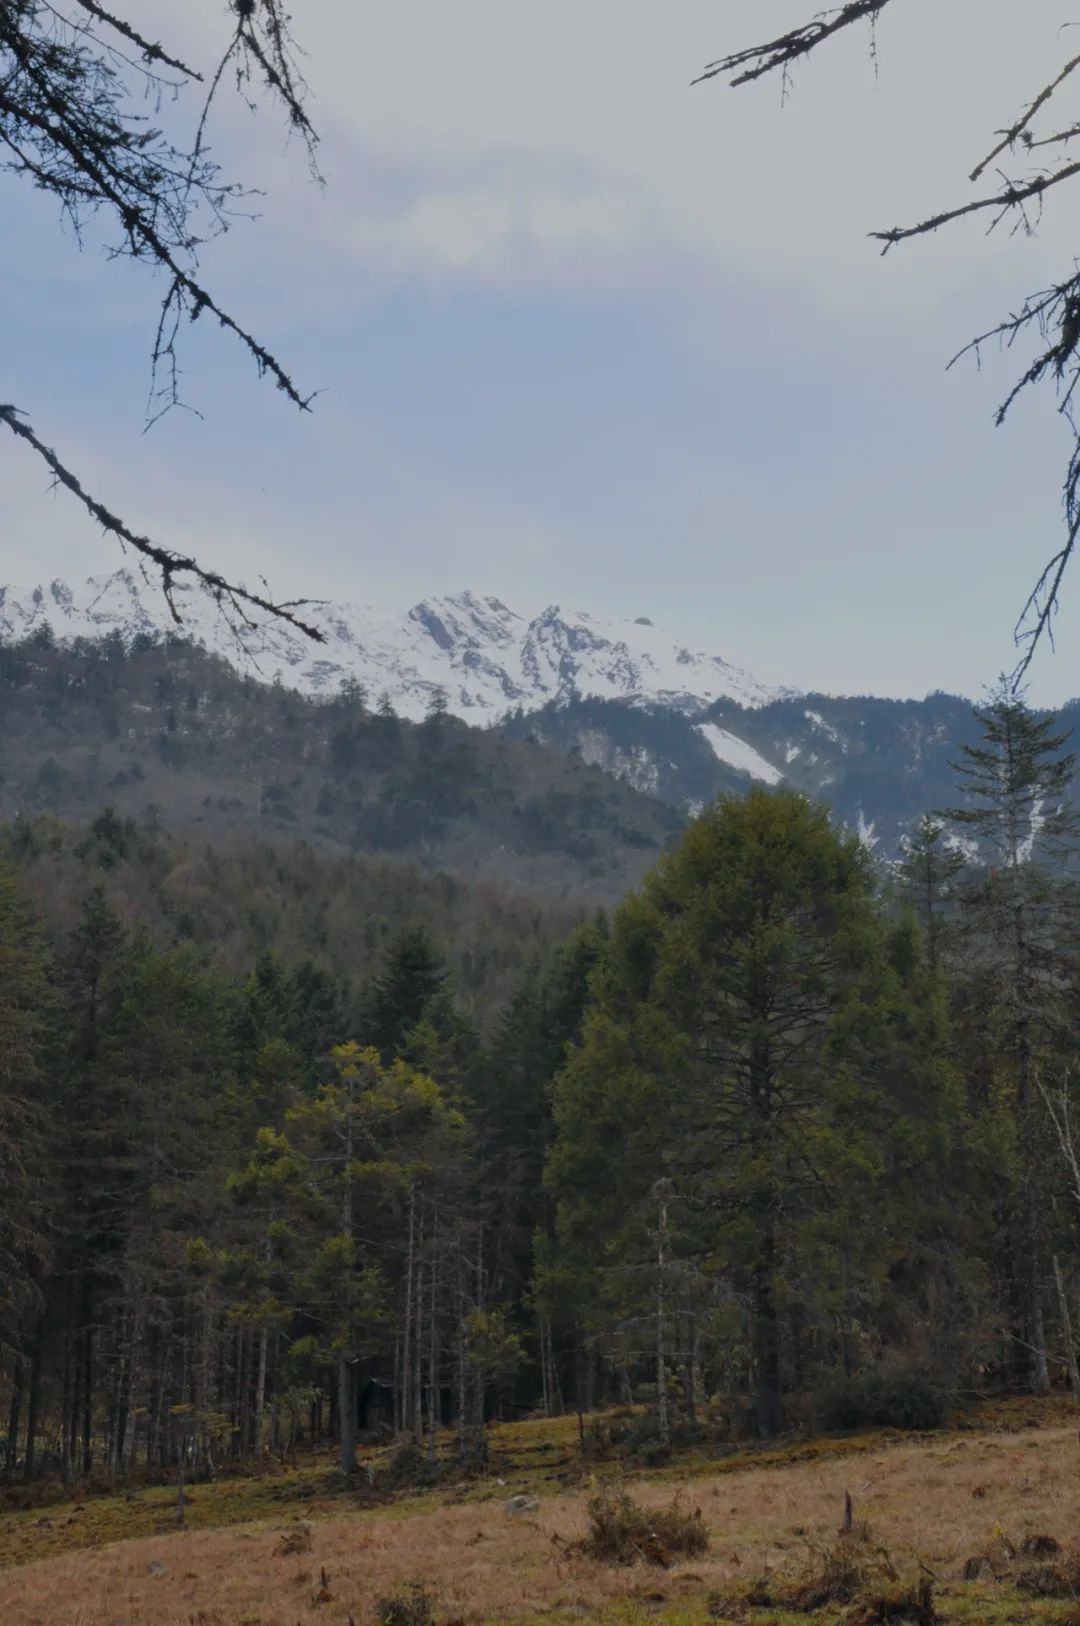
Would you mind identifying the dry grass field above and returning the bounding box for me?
[3,1404,1080,1625]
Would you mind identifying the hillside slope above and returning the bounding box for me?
[4,815,576,1022]
[0,635,680,902]
[507,688,1008,855]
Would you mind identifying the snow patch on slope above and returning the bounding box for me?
[697,725,783,785]
[805,708,842,743]
[856,807,879,850]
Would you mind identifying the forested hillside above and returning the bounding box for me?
[506,688,994,854]
[4,815,580,1023]
[3,680,1080,1491]
[0,633,679,902]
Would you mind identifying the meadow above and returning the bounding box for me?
[3,1401,1080,1625]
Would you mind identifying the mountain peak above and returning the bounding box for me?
[0,571,796,723]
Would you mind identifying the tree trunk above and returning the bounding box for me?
[82,1327,93,1474]
[754,1224,783,1439]
[1053,1254,1080,1399]
[6,1354,23,1481]
[337,1357,355,1479]
[402,1187,416,1435]
[254,1327,269,1462]
[427,1206,439,1461]
[655,1185,671,1450]
[23,1320,45,1484]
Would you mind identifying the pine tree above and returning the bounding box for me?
[895,814,966,970]
[0,864,52,1362]
[364,926,451,1062]
[945,680,1080,1393]
[275,1043,465,1474]
[547,791,952,1437]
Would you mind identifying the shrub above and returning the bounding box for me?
[372,1580,437,1626]
[1014,1538,1080,1599]
[578,1490,708,1567]
[379,1439,442,1491]
[275,1520,313,1556]
[817,1367,949,1433]
[604,1409,700,1465]
[722,1530,938,1623]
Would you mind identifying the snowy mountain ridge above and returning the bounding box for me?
[0,570,796,725]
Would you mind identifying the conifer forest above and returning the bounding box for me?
[4,635,1080,1492]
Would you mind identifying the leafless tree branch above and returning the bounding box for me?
[696,2,1080,676]
[1,402,325,642]
[1,0,323,639]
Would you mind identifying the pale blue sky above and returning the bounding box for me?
[4,0,1080,703]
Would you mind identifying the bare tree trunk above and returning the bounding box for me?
[655,1183,671,1451]
[413,1205,425,1441]
[402,1188,416,1436]
[254,1326,269,1463]
[23,1319,44,1484]
[6,1354,23,1480]
[428,1205,439,1462]
[754,1221,783,1439]
[1053,1254,1080,1399]
[82,1328,93,1474]
[337,1357,355,1479]
[540,1317,552,1419]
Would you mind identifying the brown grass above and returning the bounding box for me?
[3,1409,1080,1624]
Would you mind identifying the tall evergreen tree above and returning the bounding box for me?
[0,864,52,1369]
[895,814,966,971]
[363,926,451,1062]
[945,680,1080,1393]
[547,791,954,1437]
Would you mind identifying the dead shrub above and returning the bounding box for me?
[372,1580,438,1626]
[1020,1533,1063,1559]
[577,1491,708,1568]
[1015,1544,1080,1598]
[275,1520,313,1556]
[846,1578,938,1625]
[785,1530,900,1612]
[964,1528,1078,1597]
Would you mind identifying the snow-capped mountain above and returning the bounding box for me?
[0,571,794,724]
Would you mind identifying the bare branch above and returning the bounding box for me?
[872,160,1080,251]
[970,51,1080,182]
[694,0,894,88]
[67,0,202,79]
[698,2,1080,672]
[1,403,325,643]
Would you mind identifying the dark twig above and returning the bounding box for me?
[694,0,893,88]
[67,0,201,78]
[696,1,1080,670]
[1,403,325,642]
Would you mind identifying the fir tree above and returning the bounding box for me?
[945,680,1080,1393]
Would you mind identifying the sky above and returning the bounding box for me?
[4,0,1080,702]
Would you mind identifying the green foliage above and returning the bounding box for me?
[547,790,962,1437]
[817,1367,950,1433]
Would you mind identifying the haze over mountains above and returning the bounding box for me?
[0,570,1068,859]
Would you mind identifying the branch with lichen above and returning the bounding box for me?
[697,0,1080,678]
[1,0,323,640]
[1,402,325,642]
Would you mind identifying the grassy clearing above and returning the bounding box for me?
[3,1401,1080,1624]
